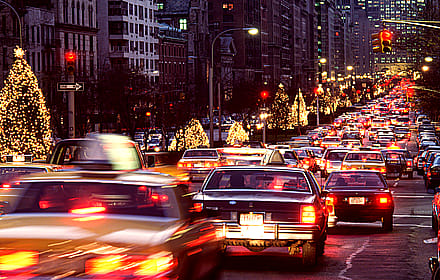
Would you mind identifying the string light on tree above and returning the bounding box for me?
[0,46,52,159]
[267,83,292,130]
[169,118,209,151]
[291,89,309,127]
[226,121,249,146]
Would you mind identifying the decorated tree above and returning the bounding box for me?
[291,89,309,127]
[169,118,209,151]
[226,121,249,145]
[0,47,52,159]
[267,83,292,132]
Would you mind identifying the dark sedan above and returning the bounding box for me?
[193,166,328,266]
[323,170,394,231]
[0,170,222,279]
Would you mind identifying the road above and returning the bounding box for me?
[216,136,436,279]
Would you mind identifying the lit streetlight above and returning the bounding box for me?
[425,57,433,63]
[209,27,259,147]
[422,65,430,72]
[317,58,327,126]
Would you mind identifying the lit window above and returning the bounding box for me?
[222,3,234,10]
[179,18,187,30]
[157,3,164,9]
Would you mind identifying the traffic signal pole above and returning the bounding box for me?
[68,71,75,138]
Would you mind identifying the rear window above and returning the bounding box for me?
[326,172,386,189]
[13,182,179,218]
[183,149,218,158]
[327,151,348,161]
[345,153,383,162]
[204,170,311,193]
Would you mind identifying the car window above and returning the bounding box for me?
[0,167,48,183]
[14,182,180,218]
[327,152,348,161]
[326,173,386,189]
[183,150,218,158]
[345,153,383,162]
[204,170,311,193]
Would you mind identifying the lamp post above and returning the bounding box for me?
[209,27,258,147]
[317,58,326,127]
[0,0,22,47]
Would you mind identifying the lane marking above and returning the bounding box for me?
[393,224,431,228]
[393,214,431,218]
[393,195,433,198]
[338,238,370,280]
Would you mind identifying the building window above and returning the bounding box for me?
[64,32,69,49]
[135,5,138,16]
[90,35,93,52]
[71,2,75,24]
[63,0,68,23]
[223,14,233,22]
[222,3,234,10]
[77,1,80,25]
[129,4,133,15]
[139,6,143,19]
[157,3,164,9]
[130,23,134,33]
[89,6,93,27]
[179,18,187,30]
[82,3,85,25]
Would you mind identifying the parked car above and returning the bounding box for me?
[193,166,328,266]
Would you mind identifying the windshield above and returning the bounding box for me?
[204,170,311,193]
[325,172,386,189]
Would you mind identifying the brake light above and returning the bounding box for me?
[152,193,169,203]
[70,207,106,214]
[191,202,203,212]
[1,184,10,189]
[301,205,316,224]
[407,161,411,167]
[85,252,175,276]
[378,196,390,204]
[177,162,184,168]
[380,167,386,173]
[325,196,336,215]
[0,250,38,271]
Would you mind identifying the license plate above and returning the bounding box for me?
[240,213,264,226]
[349,197,365,205]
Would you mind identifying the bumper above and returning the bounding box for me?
[332,207,393,223]
[213,222,323,246]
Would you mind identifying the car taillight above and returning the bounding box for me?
[407,161,412,167]
[378,196,390,204]
[326,160,330,169]
[70,206,106,214]
[0,250,38,271]
[325,196,336,215]
[177,162,184,168]
[191,202,203,212]
[2,184,10,189]
[380,167,386,173]
[85,252,175,277]
[301,205,316,224]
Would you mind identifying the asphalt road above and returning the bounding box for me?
[217,137,436,279]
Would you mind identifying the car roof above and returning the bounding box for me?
[211,166,305,172]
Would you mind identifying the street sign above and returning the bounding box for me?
[57,82,84,92]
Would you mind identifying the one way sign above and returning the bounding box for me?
[57,82,84,92]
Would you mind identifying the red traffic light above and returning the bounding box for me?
[261,91,269,99]
[65,52,76,62]
[381,30,392,40]
[145,112,151,117]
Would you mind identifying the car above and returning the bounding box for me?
[323,170,394,231]
[381,148,414,179]
[0,170,222,279]
[341,151,386,176]
[320,148,352,178]
[426,155,440,191]
[383,152,406,179]
[320,136,341,149]
[177,148,227,181]
[193,166,328,266]
[430,187,440,279]
[293,148,319,172]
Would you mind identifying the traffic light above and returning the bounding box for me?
[261,90,269,99]
[380,30,392,53]
[65,52,76,73]
[372,33,381,53]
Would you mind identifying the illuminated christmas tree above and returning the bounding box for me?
[267,83,292,130]
[169,118,209,151]
[226,121,249,145]
[0,47,52,159]
[291,89,309,127]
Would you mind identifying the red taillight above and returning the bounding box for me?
[2,184,10,189]
[152,193,169,203]
[406,161,411,167]
[177,162,184,168]
[0,250,38,271]
[325,196,336,215]
[70,206,106,214]
[191,202,203,212]
[85,252,175,276]
[378,196,390,204]
[301,205,316,224]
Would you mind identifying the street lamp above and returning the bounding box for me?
[317,58,327,127]
[425,57,433,63]
[422,65,430,72]
[209,27,259,147]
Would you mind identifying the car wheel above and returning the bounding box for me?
[302,242,317,266]
[433,212,438,233]
[317,232,326,256]
[382,214,393,232]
